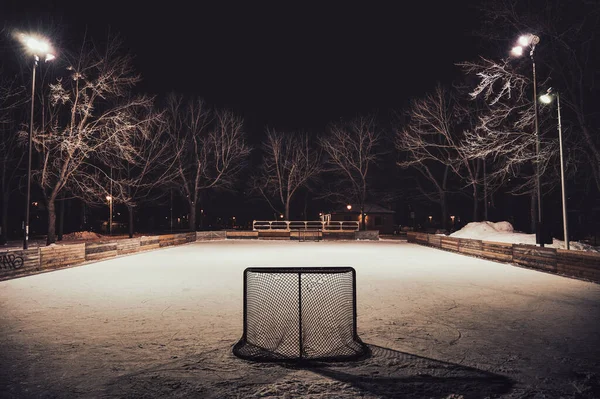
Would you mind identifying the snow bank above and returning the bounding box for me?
[62,231,102,240]
[450,221,598,252]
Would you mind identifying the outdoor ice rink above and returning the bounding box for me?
[1,240,599,398]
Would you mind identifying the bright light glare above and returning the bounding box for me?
[106,195,112,201]
[518,35,531,46]
[511,46,524,57]
[19,34,53,56]
[539,94,553,104]
[45,53,56,62]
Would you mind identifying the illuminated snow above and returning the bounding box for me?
[0,240,599,398]
[450,221,598,251]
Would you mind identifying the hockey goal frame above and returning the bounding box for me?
[232,267,369,363]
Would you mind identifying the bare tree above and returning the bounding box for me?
[34,37,153,244]
[165,95,250,231]
[319,116,381,230]
[250,129,322,220]
[475,0,600,193]
[459,58,557,230]
[0,76,26,244]
[112,104,176,238]
[396,85,484,228]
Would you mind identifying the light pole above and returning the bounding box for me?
[540,88,569,250]
[18,34,55,249]
[511,34,544,246]
[106,195,113,235]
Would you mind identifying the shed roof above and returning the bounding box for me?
[331,203,395,214]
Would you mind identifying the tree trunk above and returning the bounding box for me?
[360,204,366,231]
[285,198,290,221]
[57,197,65,241]
[530,192,536,233]
[46,199,57,245]
[303,190,309,220]
[127,205,134,238]
[483,161,488,221]
[0,192,8,245]
[441,165,449,231]
[188,201,196,231]
[472,183,479,223]
[440,193,448,231]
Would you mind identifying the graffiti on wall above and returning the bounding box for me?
[0,253,24,269]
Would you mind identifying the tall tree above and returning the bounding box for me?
[459,58,557,231]
[35,37,152,244]
[319,116,381,230]
[396,85,483,228]
[112,104,174,238]
[0,76,26,244]
[475,0,600,193]
[165,95,250,231]
[250,129,322,220]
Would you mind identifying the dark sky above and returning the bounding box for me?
[1,1,483,136]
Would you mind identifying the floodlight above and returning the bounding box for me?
[511,46,524,57]
[518,35,531,46]
[539,94,553,104]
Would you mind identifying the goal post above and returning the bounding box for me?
[233,267,369,362]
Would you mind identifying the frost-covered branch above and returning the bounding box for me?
[32,36,151,244]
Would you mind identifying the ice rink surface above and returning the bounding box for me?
[1,240,599,398]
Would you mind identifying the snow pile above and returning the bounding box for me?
[450,221,514,240]
[62,231,102,241]
[450,221,598,252]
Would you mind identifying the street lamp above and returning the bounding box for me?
[540,88,569,250]
[18,33,55,249]
[106,195,113,235]
[346,204,352,210]
[511,33,545,246]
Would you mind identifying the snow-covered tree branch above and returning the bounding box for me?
[33,37,153,244]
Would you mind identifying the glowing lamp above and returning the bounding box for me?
[518,35,531,46]
[511,46,524,57]
[106,195,112,202]
[19,34,54,58]
[346,204,352,210]
[539,94,553,104]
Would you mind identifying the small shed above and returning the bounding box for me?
[327,203,395,234]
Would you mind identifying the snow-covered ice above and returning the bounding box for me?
[1,240,599,398]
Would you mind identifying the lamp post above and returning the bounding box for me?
[511,34,544,246]
[18,34,55,249]
[540,89,569,250]
[106,195,113,235]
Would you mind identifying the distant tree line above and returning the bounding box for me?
[1,0,599,244]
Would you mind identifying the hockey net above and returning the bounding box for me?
[233,267,368,362]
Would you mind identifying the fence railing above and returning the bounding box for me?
[253,220,359,231]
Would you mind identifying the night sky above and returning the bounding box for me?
[1,1,482,137]
[1,1,499,230]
